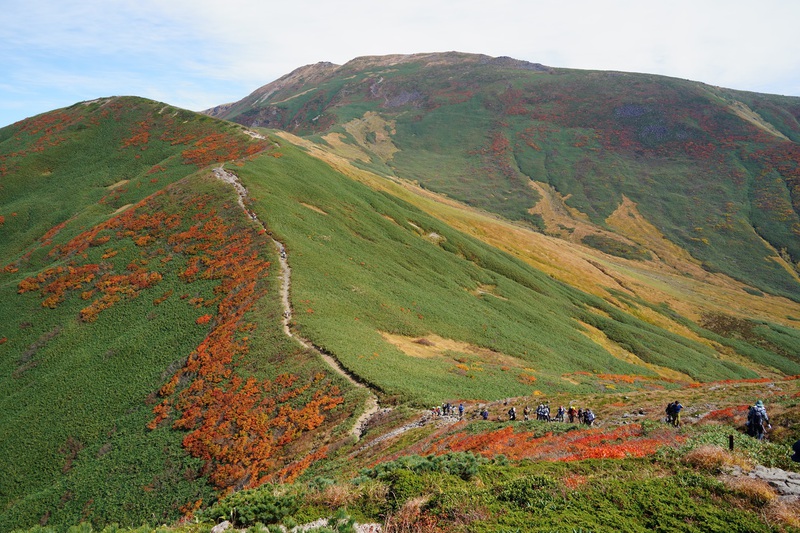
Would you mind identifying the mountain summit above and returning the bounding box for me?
[206,51,800,301]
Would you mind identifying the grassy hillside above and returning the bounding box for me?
[210,52,800,301]
[0,101,359,530]
[235,139,800,406]
[3,82,800,532]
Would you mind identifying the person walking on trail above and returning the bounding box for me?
[584,409,596,426]
[746,400,771,440]
[458,403,464,419]
[523,405,531,421]
[567,406,577,423]
[556,406,566,422]
[508,406,517,421]
[665,402,675,425]
[481,407,489,420]
[671,401,683,428]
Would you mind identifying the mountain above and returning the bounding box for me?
[206,51,800,301]
[1,53,800,531]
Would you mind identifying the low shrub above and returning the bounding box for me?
[197,485,299,527]
[766,499,800,529]
[497,474,558,507]
[724,476,776,506]
[683,445,735,472]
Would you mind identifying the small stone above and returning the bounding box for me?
[211,521,232,533]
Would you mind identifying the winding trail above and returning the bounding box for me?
[212,167,380,439]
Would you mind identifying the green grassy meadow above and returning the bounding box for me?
[235,140,772,405]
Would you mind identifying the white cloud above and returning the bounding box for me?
[2,0,800,126]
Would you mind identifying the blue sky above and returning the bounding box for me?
[2,0,800,128]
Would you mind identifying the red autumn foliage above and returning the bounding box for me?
[416,423,682,463]
[13,145,339,492]
[702,405,749,424]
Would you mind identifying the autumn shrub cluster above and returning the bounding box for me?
[16,176,345,496]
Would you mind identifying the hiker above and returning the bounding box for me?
[577,408,584,424]
[556,406,566,422]
[481,408,489,420]
[567,406,577,423]
[523,405,530,421]
[584,409,596,426]
[458,403,464,419]
[746,400,771,440]
[671,401,683,427]
[508,406,517,421]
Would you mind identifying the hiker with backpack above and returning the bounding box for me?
[746,400,771,440]
[567,406,577,423]
[670,401,683,427]
[584,408,596,426]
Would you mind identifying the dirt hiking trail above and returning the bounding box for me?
[213,167,379,439]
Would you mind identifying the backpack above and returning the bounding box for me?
[749,407,763,427]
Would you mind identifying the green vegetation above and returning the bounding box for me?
[217,53,800,300]
[0,103,353,530]
[238,142,763,405]
[4,57,800,532]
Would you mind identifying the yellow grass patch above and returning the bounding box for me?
[300,202,328,215]
[341,111,399,162]
[470,284,507,300]
[107,179,129,189]
[606,195,704,276]
[527,181,595,241]
[270,87,317,105]
[725,99,789,141]
[380,332,523,368]
[320,132,371,162]
[111,203,133,215]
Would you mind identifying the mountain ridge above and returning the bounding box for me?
[2,55,800,531]
[204,51,800,302]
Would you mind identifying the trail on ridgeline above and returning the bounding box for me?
[213,166,379,439]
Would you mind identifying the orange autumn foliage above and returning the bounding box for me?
[419,423,682,463]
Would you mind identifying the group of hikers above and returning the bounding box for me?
[506,403,595,425]
[434,397,777,442]
[434,401,597,426]
[430,402,465,419]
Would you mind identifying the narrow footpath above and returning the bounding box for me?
[213,167,379,440]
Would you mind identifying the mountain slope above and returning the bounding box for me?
[3,57,800,530]
[0,100,359,529]
[206,52,800,301]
